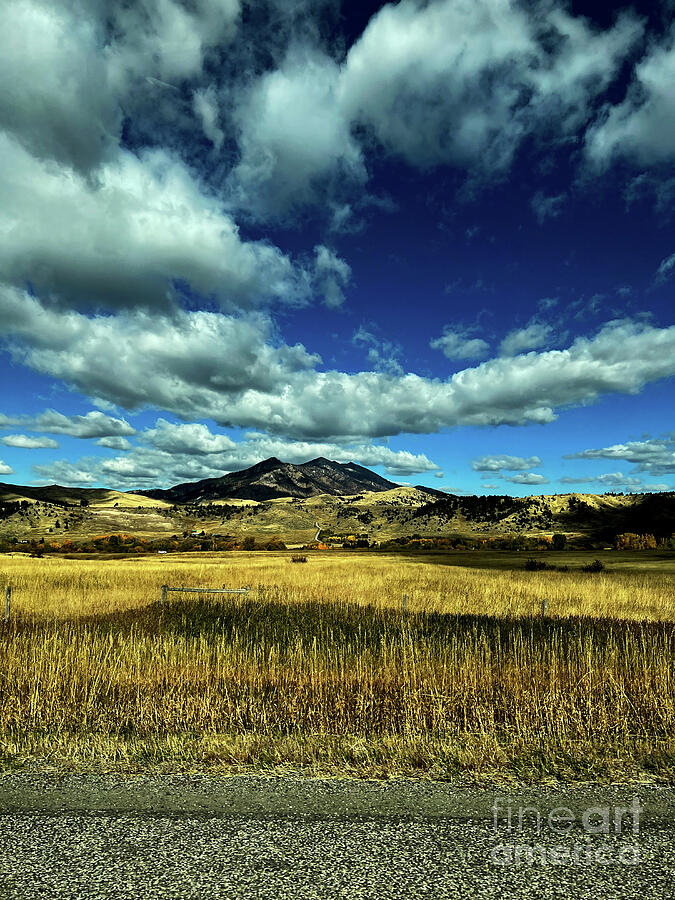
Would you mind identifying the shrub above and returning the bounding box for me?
[582,559,606,573]
[525,558,549,571]
[291,555,308,563]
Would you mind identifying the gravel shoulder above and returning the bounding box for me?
[0,775,673,899]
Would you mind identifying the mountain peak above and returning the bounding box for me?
[245,456,285,473]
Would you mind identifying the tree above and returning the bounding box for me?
[242,536,255,550]
[552,533,567,551]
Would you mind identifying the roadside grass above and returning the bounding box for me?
[0,552,673,780]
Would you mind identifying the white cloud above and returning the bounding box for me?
[223,0,642,217]
[144,420,238,456]
[430,328,489,361]
[96,437,134,451]
[506,473,549,485]
[0,134,309,314]
[31,420,441,488]
[559,472,643,487]
[586,27,675,167]
[0,0,120,172]
[138,423,441,478]
[0,409,136,439]
[0,461,14,476]
[313,246,351,309]
[0,0,241,174]
[193,85,225,150]
[471,455,542,472]
[229,45,364,218]
[0,288,319,416]
[499,322,554,356]
[107,0,241,87]
[353,327,403,375]
[32,459,99,485]
[339,0,641,172]
[566,437,675,476]
[1,434,58,449]
[3,295,675,442]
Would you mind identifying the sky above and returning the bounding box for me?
[0,0,674,496]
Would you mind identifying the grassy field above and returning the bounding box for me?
[0,551,673,780]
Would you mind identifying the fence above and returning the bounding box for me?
[160,585,250,604]
[1,582,552,620]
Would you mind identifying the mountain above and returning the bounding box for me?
[136,457,401,503]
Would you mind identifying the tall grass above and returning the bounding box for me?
[0,553,673,778]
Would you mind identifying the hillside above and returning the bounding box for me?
[0,461,673,548]
[409,491,675,544]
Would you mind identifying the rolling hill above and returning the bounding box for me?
[0,458,673,547]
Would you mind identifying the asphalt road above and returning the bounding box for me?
[0,775,673,899]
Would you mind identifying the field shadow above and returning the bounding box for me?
[9,593,673,656]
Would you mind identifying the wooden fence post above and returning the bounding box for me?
[541,597,548,617]
[161,584,167,605]
[4,586,10,623]
[402,592,407,614]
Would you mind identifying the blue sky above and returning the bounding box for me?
[0,0,673,495]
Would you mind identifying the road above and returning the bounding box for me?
[0,775,673,899]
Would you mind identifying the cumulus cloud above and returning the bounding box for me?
[430,328,490,361]
[228,45,364,218]
[0,1,324,322]
[499,322,554,356]
[339,0,640,172]
[0,461,15,476]
[505,473,549,485]
[144,420,238,456]
[566,436,675,476]
[1,434,59,449]
[96,437,134,451]
[0,409,136,439]
[107,0,241,87]
[138,422,441,477]
[0,288,319,415]
[0,0,240,174]
[559,472,643,487]
[471,455,542,472]
[0,0,120,172]
[0,134,310,314]
[3,295,675,442]
[32,419,441,488]
[223,0,643,217]
[32,459,99,485]
[586,26,675,167]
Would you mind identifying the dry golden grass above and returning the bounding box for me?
[2,550,674,620]
[0,551,673,779]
